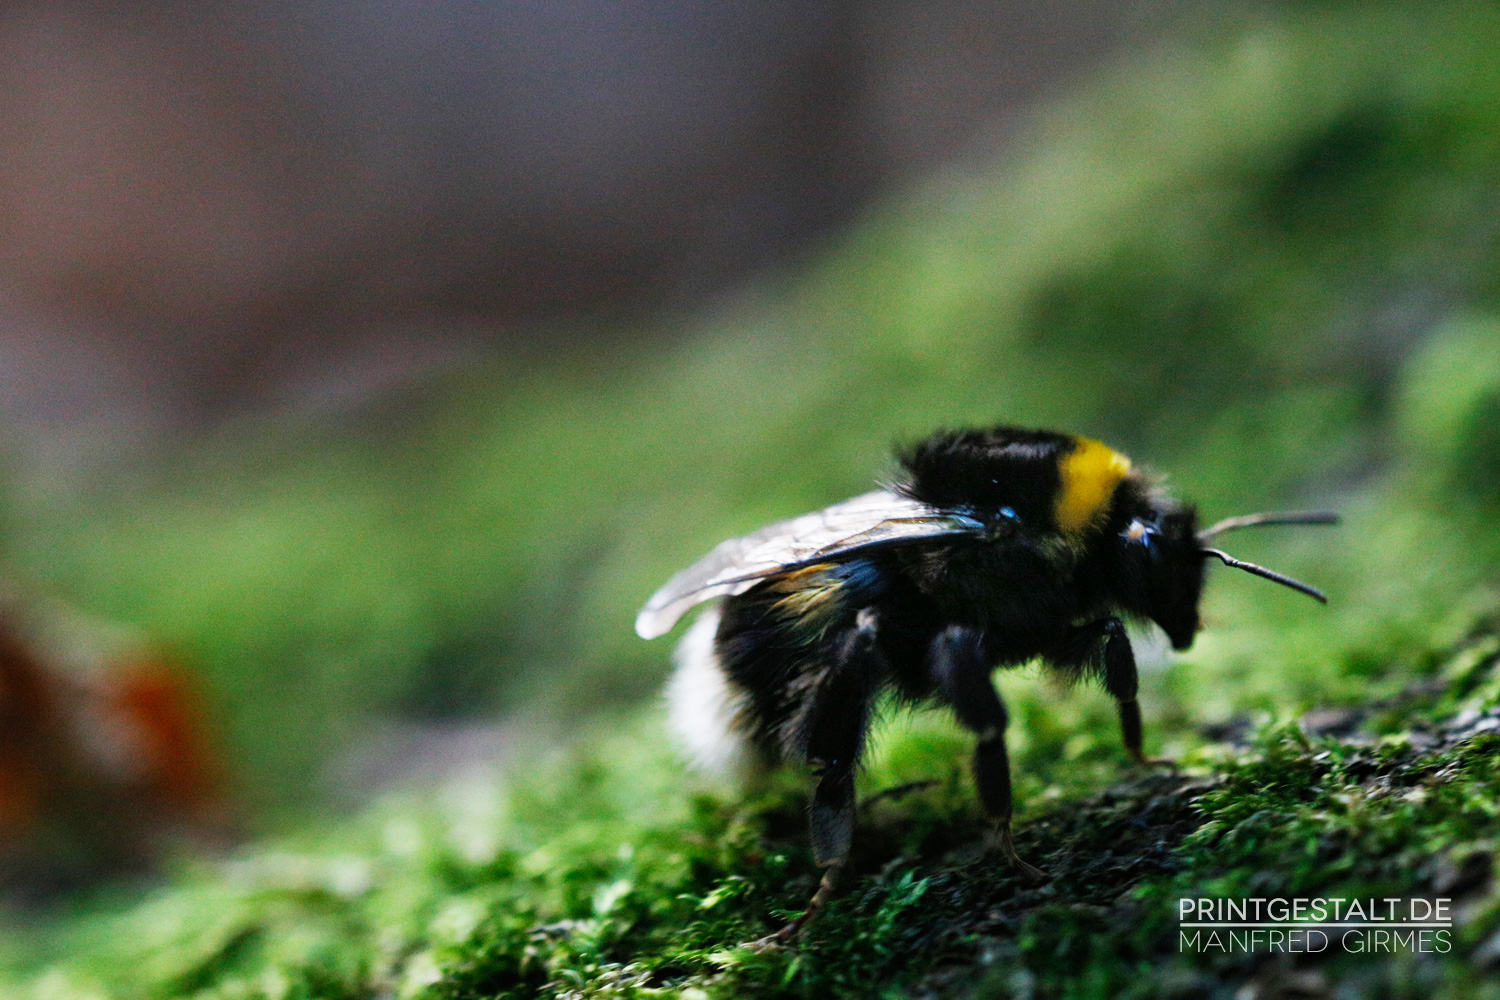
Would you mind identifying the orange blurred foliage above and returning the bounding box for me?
[0,610,230,895]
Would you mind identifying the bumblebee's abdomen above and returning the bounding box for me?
[665,605,758,779]
[714,559,886,761]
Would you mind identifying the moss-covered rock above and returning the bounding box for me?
[5,609,1499,999]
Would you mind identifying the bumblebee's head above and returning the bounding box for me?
[1114,495,1204,650]
[1111,484,1337,649]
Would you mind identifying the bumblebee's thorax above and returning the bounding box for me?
[897,428,1132,544]
[914,539,1072,604]
[1053,437,1133,538]
[890,429,1140,647]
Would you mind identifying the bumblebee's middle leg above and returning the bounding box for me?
[928,625,1042,880]
[774,609,885,939]
[1052,617,1172,768]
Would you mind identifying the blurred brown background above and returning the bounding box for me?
[0,0,1193,481]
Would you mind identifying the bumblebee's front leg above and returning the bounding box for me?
[929,625,1042,881]
[773,609,885,940]
[1055,618,1173,768]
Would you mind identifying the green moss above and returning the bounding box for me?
[6,612,1500,999]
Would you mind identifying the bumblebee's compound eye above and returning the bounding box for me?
[999,506,1019,523]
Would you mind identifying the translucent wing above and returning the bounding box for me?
[635,490,984,639]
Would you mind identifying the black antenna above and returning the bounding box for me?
[1200,548,1328,604]
[1197,510,1339,542]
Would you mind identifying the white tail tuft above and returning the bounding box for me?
[664,605,756,780]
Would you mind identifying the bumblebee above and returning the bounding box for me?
[637,426,1334,933]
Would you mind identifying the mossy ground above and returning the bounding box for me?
[9,610,1500,999]
[7,2,1500,996]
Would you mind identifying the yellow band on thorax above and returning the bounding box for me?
[1055,437,1131,537]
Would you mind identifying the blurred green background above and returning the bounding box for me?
[9,0,1499,820]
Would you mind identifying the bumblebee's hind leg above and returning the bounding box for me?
[768,609,885,941]
[929,625,1043,881]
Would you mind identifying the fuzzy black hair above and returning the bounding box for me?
[894,426,1074,526]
